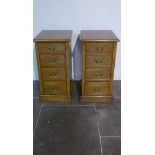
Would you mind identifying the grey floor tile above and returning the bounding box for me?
[96,98,121,136]
[33,98,42,130]
[33,106,102,155]
[101,137,121,155]
[113,80,121,98]
[33,80,40,97]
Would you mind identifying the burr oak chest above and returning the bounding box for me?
[34,30,72,102]
[80,30,119,103]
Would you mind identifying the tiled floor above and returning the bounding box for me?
[33,80,121,155]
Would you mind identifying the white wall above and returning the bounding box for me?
[33,0,121,80]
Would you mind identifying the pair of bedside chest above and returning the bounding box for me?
[34,30,119,103]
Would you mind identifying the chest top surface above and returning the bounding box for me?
[80,30,119,42]
[34,30,72,42]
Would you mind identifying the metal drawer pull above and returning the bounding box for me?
[95,73,103,78]
[48,57,58,63]
[93,87,101,92]
[48,47,56,51]
[96,47,103,52]
[50,86,59,91]
[94,59,103,64]
[94,59,98,63]
[49,72,58,76]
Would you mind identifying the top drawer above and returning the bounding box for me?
[38,43,65,53]
[86,42,114,54]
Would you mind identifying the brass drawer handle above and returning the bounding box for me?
[95,73,103,78]
[94,59,98,63]
[48,57,58,63]
[50,86,59,91]
[96,47,103,53]
[94,59,103,64]
[49,72,58,76]
[93,87,101,92]
[48,47,56,51]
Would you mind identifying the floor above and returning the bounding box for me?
[33,80,121,155]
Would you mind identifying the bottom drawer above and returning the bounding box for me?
[85,82,111,96]
[43,81,66,95]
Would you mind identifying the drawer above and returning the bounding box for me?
[86,54,112,66]
[40,54,66,66]
[43,81,66,95]
[85,82,110,96]
[85,67,111,80]
[86,42,114,54]
[38,43,65,53]
[41,67,66,80]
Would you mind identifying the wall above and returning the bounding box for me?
[33,0,121,80]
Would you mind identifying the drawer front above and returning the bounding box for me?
[85,82,110,96]
[38,43,65,53]
[86,43,114,54]
[41,67,66,80]
[85,67,111,80]
[43,81,66,95]
[40,54,66,66]
[86,54,112,66]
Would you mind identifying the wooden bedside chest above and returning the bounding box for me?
[80,30,119,103]
[34,30,72,102]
